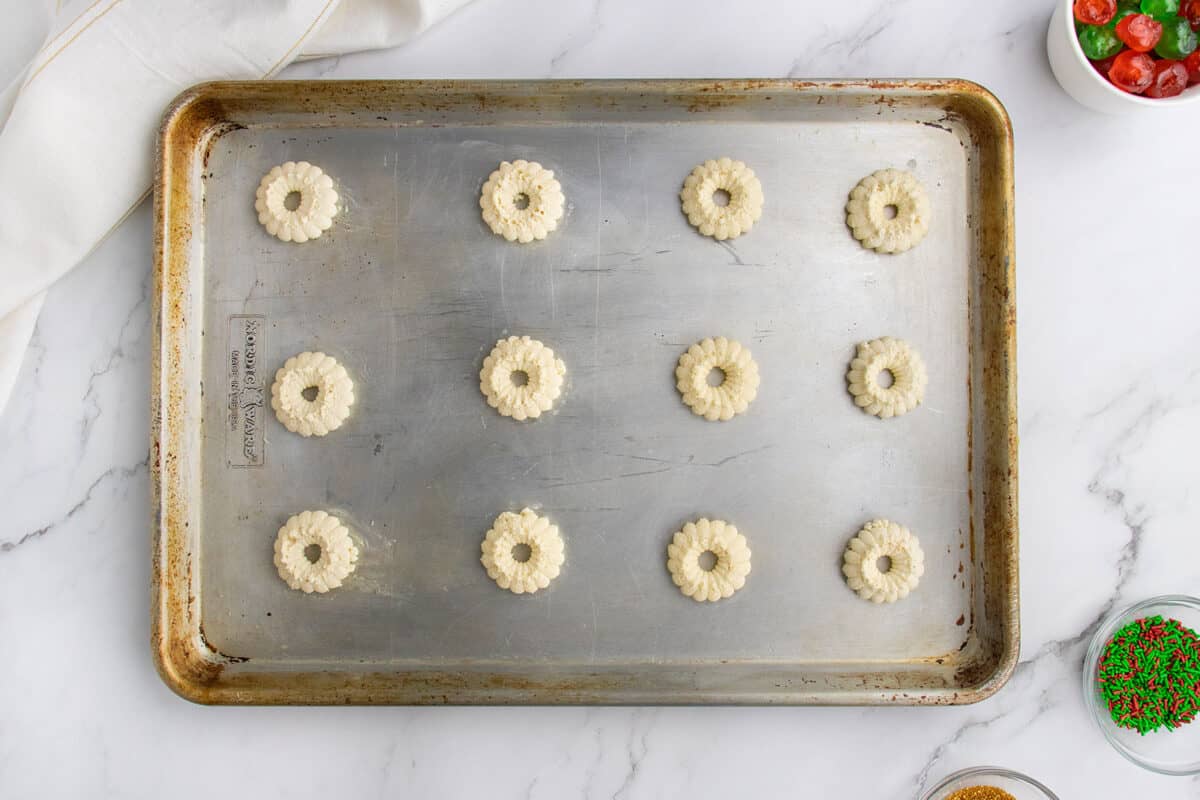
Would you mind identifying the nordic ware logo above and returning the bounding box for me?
[227,315,266,467]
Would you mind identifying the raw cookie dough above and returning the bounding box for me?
[271,351,355,436]
[480,508,565,594]
[841,519,925,604]
[846,336,927,419]
[479,335,566,420]
[675,336,760,422]
[479,159,565,243]
[679,157,764,240]
[845,168,930,254]
[274,509,359,593]
[667,518,752,602]
[255,161,339,243]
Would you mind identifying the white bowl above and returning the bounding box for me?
[1046,0,1200,113]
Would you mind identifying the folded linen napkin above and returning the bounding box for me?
[0,0,470,415]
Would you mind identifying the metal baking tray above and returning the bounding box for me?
[152,80,1017,705]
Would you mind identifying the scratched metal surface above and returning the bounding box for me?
[197,103,974,671]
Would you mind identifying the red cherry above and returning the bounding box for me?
[1184,50,1200,84]
[1145,59,1190,97]
[1181,0,1200,31]
[1091,55,1119,74]
[1116,14,1164,52]
[1108,49,1157,93]
[1075,0,1117,25]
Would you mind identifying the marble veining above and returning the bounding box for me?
[4,0,1200,797]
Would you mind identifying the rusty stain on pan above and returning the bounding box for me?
[151,80,1017,705]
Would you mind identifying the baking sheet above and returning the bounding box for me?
[152,80,1018,704]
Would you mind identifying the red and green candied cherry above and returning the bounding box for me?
[1141,0,1181,18]
[1091,53,1121,74]
[1156,16,1199,57]
[1077,0,1196,95]
[1144,58,1191,94]
[1079,22,1126,58]
[1109,6,1141,26]
[1109,48,1158,91]
[1076,0,1118,24]
[1116,13,1164,49]
[1185,49,1200,82]
[1182,0,1200,29]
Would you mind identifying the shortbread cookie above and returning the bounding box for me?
[841,519,924,604]
[481,508,565,594]
[255,161,339,243]
[846,337,927,419]
[479,335,566,420]
[675,336,760,422]
[679,157,764,240]
[667,518,751,602]
[271,351,355,436]
[845,168,930,254]
[480,159,565,243]
[274,510,359,594]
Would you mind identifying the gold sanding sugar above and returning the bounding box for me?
[944,787,1016,800]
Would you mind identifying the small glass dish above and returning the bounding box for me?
[1083,594,1200,776]
[921,766,1059,800]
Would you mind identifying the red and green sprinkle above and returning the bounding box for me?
[1097,615,1200,735]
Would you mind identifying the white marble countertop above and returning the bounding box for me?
[3,0,1200,796]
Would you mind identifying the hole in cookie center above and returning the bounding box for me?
[877,369,895,389]
[883,203,898,220]
[706,367,727,387]
[284,190,302,211]
[511,543,533,563]
[301,385,320,402]
[876,556,893,573]
[304,544,323,563]
[698,550,718,571]
[510,370,529,387]
[513,192,531,211]
[712,189,731,207]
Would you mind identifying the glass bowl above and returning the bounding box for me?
[1083,595,1200,775]
[921,766,1059,800]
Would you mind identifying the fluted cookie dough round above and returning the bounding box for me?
[845,168,930,254]
[255,161,339,243]
[479,335,566,420]
[480,159,565,243]
[667,518,751,602]
[846,336,927,419]
[271,351,355,436]
[679,157,764,240]
[274,509,359,593]
[481,508,565,594]
[675,336,760,422]
[842,519,924,604]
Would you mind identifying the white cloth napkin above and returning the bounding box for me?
[0,0,470,415]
